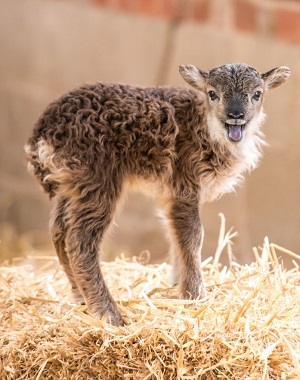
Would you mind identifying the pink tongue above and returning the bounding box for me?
[228,125,243,141]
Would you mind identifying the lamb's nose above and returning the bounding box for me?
[228,111,244,119]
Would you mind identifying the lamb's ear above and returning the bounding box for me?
[179,64,208,91]
[262,66,291,90]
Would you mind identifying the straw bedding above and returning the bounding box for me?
[1,216,300,380]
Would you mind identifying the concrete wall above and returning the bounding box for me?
[1,0,300,265]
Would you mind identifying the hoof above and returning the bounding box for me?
[71,288,85,305]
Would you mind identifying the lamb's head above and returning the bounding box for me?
[179,63,290,145]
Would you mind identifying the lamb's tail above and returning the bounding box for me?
[25,139,59,198]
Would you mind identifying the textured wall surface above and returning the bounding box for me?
[1,0,300,265]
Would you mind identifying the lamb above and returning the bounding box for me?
[25,63,290,325]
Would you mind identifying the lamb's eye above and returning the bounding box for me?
[253,91,262,101]
[208,91,218,101]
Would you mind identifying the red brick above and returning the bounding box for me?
[165,0,185,21]
[90,0,185,21]
[90,0,109,6]
[113,0,128,10]
[131,0,180,20]
[192,0,210,23]
[276,8,300,43]
[132,0,160,17]
[233,0,258,33]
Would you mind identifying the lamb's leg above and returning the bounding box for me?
[167,197,206,299]
[50,197,84,304]
[64,186,124,326]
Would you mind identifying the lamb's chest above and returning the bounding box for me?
[199,164,245,204]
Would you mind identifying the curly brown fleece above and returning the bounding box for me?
[25,63,290,325]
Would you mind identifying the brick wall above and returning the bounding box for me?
[90,0,300,43]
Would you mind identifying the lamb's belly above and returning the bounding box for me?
[125,176,170,200]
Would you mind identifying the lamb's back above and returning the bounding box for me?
[26,83,206,194]
[30,84,197,146]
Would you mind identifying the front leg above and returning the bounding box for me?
[166,196,206,299]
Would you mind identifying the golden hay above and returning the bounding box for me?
[1,216,300,380]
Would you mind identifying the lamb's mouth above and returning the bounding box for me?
[225,122,246,142]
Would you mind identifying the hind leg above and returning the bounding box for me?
[50,197,84,304]
[64,182,124,326]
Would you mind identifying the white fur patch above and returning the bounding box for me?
[37,139,55,164]
[35,139,67,185]
[201,111,266,203]
[24,144,35,175]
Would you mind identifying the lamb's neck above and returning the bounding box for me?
[198,131,266,204]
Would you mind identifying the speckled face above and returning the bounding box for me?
[206,64,264,143]
[179,62,290,146]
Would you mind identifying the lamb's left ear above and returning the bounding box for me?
[179,64,208,92]
[261,66,291,90]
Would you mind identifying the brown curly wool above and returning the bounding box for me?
[25,63,290,325]
[27,84,202,196]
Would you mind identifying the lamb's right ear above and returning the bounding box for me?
[179,64,208,91]
[262,66,291,90]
